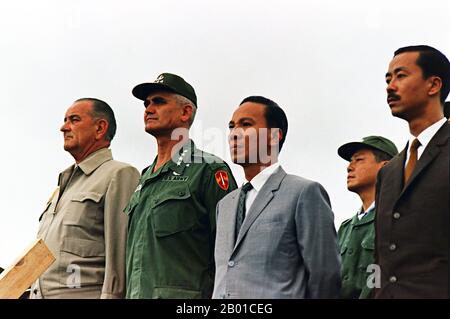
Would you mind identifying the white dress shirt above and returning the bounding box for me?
[405,117,447,166]
[244,162,280,216]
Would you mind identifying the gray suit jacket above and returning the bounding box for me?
[213,166,341,299]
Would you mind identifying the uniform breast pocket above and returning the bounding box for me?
[151,185,197,238]
[64,192,104,226]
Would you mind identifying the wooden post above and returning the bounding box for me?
[0,239,55,299]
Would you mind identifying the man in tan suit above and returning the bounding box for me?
[30,98,140,298]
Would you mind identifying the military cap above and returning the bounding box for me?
[132,73,197,106]
[338,135,399,161]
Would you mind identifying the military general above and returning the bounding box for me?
[125,73,237,299]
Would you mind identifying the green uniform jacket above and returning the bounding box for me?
[338,208,375,299]
[125,140,237,299]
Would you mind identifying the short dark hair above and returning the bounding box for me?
[239,96,288,152]
[371,148,393,163]
[75,98,117,141]
[394,45,450,104]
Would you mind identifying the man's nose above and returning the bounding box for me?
[60,121,69,132]
[347,162,354,173]
[386,80,397,93]
[145,103,156,114]
[229,128,243,141]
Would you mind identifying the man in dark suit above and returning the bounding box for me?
[375,45,450,298]
[213,96,341,299]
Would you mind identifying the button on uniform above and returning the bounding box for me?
[228,261,235,267]
[389,276,397,283]
[393,212,401,219]
[389,243,397,251]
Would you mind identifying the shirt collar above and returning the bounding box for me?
[409,117,447,151]
[77,148,113,175]
[247,162,280,192]
[358,201,375,215]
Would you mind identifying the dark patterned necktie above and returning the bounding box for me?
[404,138,421,185]
[235,182,253,243]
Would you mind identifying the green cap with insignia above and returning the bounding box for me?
[132,73,197,106]
[338,135,399,161]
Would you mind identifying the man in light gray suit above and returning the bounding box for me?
[213,96,341,299]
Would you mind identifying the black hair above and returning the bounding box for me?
[371,148,393,163]
[394,45,450,104]
[240,96,288,152]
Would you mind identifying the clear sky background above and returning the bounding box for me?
[0,0,449,267]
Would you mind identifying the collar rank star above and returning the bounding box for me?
[215,170,229,191]
[177,149,189,166]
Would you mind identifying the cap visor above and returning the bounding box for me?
[132,83,176,101]
[337,142,367,161]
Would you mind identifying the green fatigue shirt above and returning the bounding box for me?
[125,140,237,299]
[338,206,375,299]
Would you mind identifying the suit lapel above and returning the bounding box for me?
[383,148,406,202]
[400,123,449,196]
[233,167,286,251]
[226,191,240,253]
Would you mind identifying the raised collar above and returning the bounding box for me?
[77,148,113,176]
[145,139,197,177]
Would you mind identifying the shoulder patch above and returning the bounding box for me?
[214,170,230,191]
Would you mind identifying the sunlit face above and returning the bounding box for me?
[385,52,431,121]
[228,102,278,166]
[143,91,185,137]
[346,149,385,194]
[60,101,97,158]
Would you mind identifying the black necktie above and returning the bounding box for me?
[235,182,253,243]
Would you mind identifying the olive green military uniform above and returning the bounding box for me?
[338,206,375,299]
[125,140,237,299]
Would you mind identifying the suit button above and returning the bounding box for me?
[348,248,353,255]
[389,276,397,283]
[343,275,349,281]
[33,289,38,295]
[393,212,401,219]
[228,261,235,267]
[389,243,397,251]
[178,191,185,196]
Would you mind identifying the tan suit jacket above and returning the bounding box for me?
[30,148,139,298]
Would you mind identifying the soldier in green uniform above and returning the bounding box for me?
[337,136,398,298]
[125,73,237,299]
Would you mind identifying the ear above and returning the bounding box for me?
[428,76,443,97]
[95,119,109,141]
[380,160,389,167]
[269,128,282,147]
[180,104,193,124]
